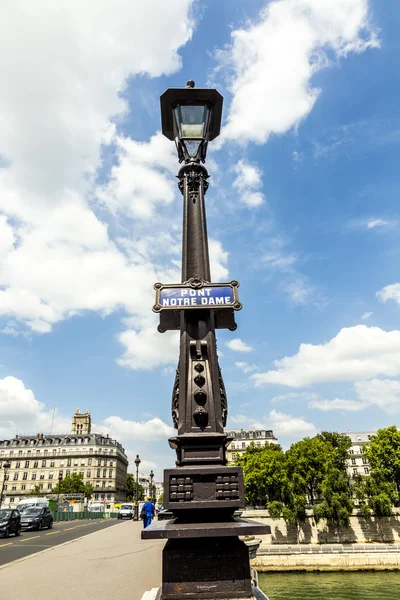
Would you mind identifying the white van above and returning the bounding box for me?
[17,497,49,513]
[88,502,105,513]
[117,503,134,520]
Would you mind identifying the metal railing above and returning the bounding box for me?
[53,511,118,521]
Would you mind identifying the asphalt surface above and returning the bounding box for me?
[0,518,124,566]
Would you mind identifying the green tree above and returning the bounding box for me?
[26,484,44,497]
[236,442,286,506]
[364,426,400,500]
[126,473,144,502]
[51,473,93,501]
[285,436,328,506]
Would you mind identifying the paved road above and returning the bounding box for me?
[0,518,123,566]
[0,520,164,600]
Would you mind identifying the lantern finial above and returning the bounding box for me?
[186,80,195,88]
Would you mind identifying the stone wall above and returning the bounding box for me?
[251,552,400,572]
[243,511,400,545]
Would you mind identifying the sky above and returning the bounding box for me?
[1,0,400,479]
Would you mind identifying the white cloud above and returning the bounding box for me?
[0,376,71,437]
[252,325,400,388]
[377,283,400,306]
[0,1,195,369]
[117,318,179,371]
[271,391,318,403]
[218,0,378,144]
[227,338,254,353]
[354,379,400,415]
[268,409,317,437]
[362,311,372,320]
[232,160,265,207]
[97,132,178,219]
[99,415,175,441]
[235,362,258,374]
[367,219,391,229]
[263,253,297,270]
[228,409,316,438]
[209,239,229,282]
[309,398,365,412]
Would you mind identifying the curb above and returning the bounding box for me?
[0,519,127,571]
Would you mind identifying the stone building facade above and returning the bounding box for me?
[345,431,375,477]
[225,428,278,463]
[0,409,128,508]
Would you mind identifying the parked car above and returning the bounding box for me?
[17,497,49,513]
[0,509,21,538]
[117,503,134,519]
[20,506,53,531]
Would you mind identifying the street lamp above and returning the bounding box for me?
[143,82,270,600]
[149,470,154,501]
[0,460,11,508]
[134,455,141,521]
[56,474,63,518]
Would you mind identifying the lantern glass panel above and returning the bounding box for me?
[182,139,202,159]
[175,104,208,138]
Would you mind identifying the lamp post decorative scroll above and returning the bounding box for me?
[142,82,270,600]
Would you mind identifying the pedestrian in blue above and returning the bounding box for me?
[140,497,155,528]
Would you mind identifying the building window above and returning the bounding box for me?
[39,484,43,490]
[79,471,84,478]
[88,458,92,466]
[33,461,38,468]
[44,450,48,455]
[37,450,40,455]
[364,468,370,475]
[12,486,17,491]
[42,460,46,467]
[95,494,99,500]
[232,453,236,460]
[23,472,28,481]
[231,444,235,450]
[59,471,63,478]
[21,485,26,491]
[48,484,52,489]
[60,460,65,467]
[66,470,70,477]
[49,472,53,480]
[67,459,72,466]
[353,468,357,475]
[351,458,356,465]
[97,469,101,478]
[102,482,106,488]
[15,461,20,468]
[18,450,23,456]
[109,470,113,478]
[27,450,31,455]
[32,473,36,480]
[362,458,367,465]
[13,473,19,481]
[103,469,107,478]
[73,459,78,466]
[25,461,30,468]
[9,497,14,503]
[10,451,14,456]
[53,449,57,455]
[50,461,55,468]
[40,472,45,480]
[349,449,354,454]
[81,459,85,466]
[241,442,246,448]
[87,471,91,478]
[62,449,66,454]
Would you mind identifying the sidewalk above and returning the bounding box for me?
[0,521,164,600]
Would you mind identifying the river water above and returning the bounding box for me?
[258,571,400,599]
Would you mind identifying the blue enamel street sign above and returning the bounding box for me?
[153,280,242,313]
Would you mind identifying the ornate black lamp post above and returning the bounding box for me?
[0,460,11,508]
[134,454,141,520]
[149,469,154,500]
[143,82,270,600]
[56,473,63,517]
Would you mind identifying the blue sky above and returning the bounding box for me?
[1,0,400,478]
